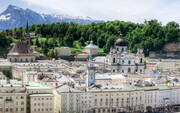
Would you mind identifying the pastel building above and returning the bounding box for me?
[56,85,81,113]
[29,94,54,113]
[171,87,180,105]
[0,84,27,113]
[89,85,144,113]
[144,87,159,112]
[157,86,171,108]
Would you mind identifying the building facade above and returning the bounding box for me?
[83,41,98,56]
[105,36,144,74]
[59,47,71,57]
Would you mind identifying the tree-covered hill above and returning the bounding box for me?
[1,19,180,57]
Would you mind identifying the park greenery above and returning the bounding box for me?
[0,19,180,58]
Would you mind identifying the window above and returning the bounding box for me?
[128,60,131,65]
[113,58,116,63]
[122,60,124,64]
[113,69,115,73]
[21,108,24,111]
[128,68,131,73]
[122,48,124,52]
[21,96,24,99]
[21,101,24,105]
[140,58,143,63]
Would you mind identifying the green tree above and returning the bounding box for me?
[35,38,40,47]
[2,69,11,79]
[64,35,74,46]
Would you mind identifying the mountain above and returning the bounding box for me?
[0,5,104,30]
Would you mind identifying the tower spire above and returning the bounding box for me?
[25,21,29,35]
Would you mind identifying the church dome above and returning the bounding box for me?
[115,38,128,46]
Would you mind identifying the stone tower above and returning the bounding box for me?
[137,47,144,65]
[23,21,31,47]
[86,56,96,87]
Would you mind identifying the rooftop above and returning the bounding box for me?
[25,82,53,90]
[8,42,34,55]
[85,40,98,49]
[156,86,171,90]
[56,84,81,93]
[29,93,54,97]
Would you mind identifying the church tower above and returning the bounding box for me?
[86,56,96,87]
[137,47,144,65]
[23,21,31,47]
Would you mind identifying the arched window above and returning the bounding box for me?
[20,58,23,62]
[122,60,124,64]
[113,69,115,73]
[122,70,124,73]
[140,58,143,63]
[10,58,12,62]
[14,58,17,62]
[31,58,33,62]
[113,58,116,63]
[128,68,131,73]
[128,60,131,65]
[25,58,28,62]
[117,48,119,51]
[122,48,124,52]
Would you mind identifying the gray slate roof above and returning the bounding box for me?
[8,42,33,55]
[56,84,81,93]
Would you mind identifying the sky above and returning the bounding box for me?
[0,0,180,25]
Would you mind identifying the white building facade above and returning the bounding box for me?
[105,36,144,74]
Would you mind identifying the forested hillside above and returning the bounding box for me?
[1,19,180,57]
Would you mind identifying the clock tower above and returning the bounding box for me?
[86,56,96,87]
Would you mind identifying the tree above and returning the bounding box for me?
[105,35,118,52]
[64,35,74,46]
[2,69,11,79]
[53,48,59,59]
[35,38,40,47]
[48,49,54,58]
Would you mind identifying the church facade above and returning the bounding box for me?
[7,22,37,62]
[105,36,144,74]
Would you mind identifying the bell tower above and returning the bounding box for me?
[23,21,31,47]
[86,56,96,87]
[137,47,144,64]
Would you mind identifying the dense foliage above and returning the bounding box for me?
[3,19,180,57]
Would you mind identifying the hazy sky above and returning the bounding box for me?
[0,0,180,24]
